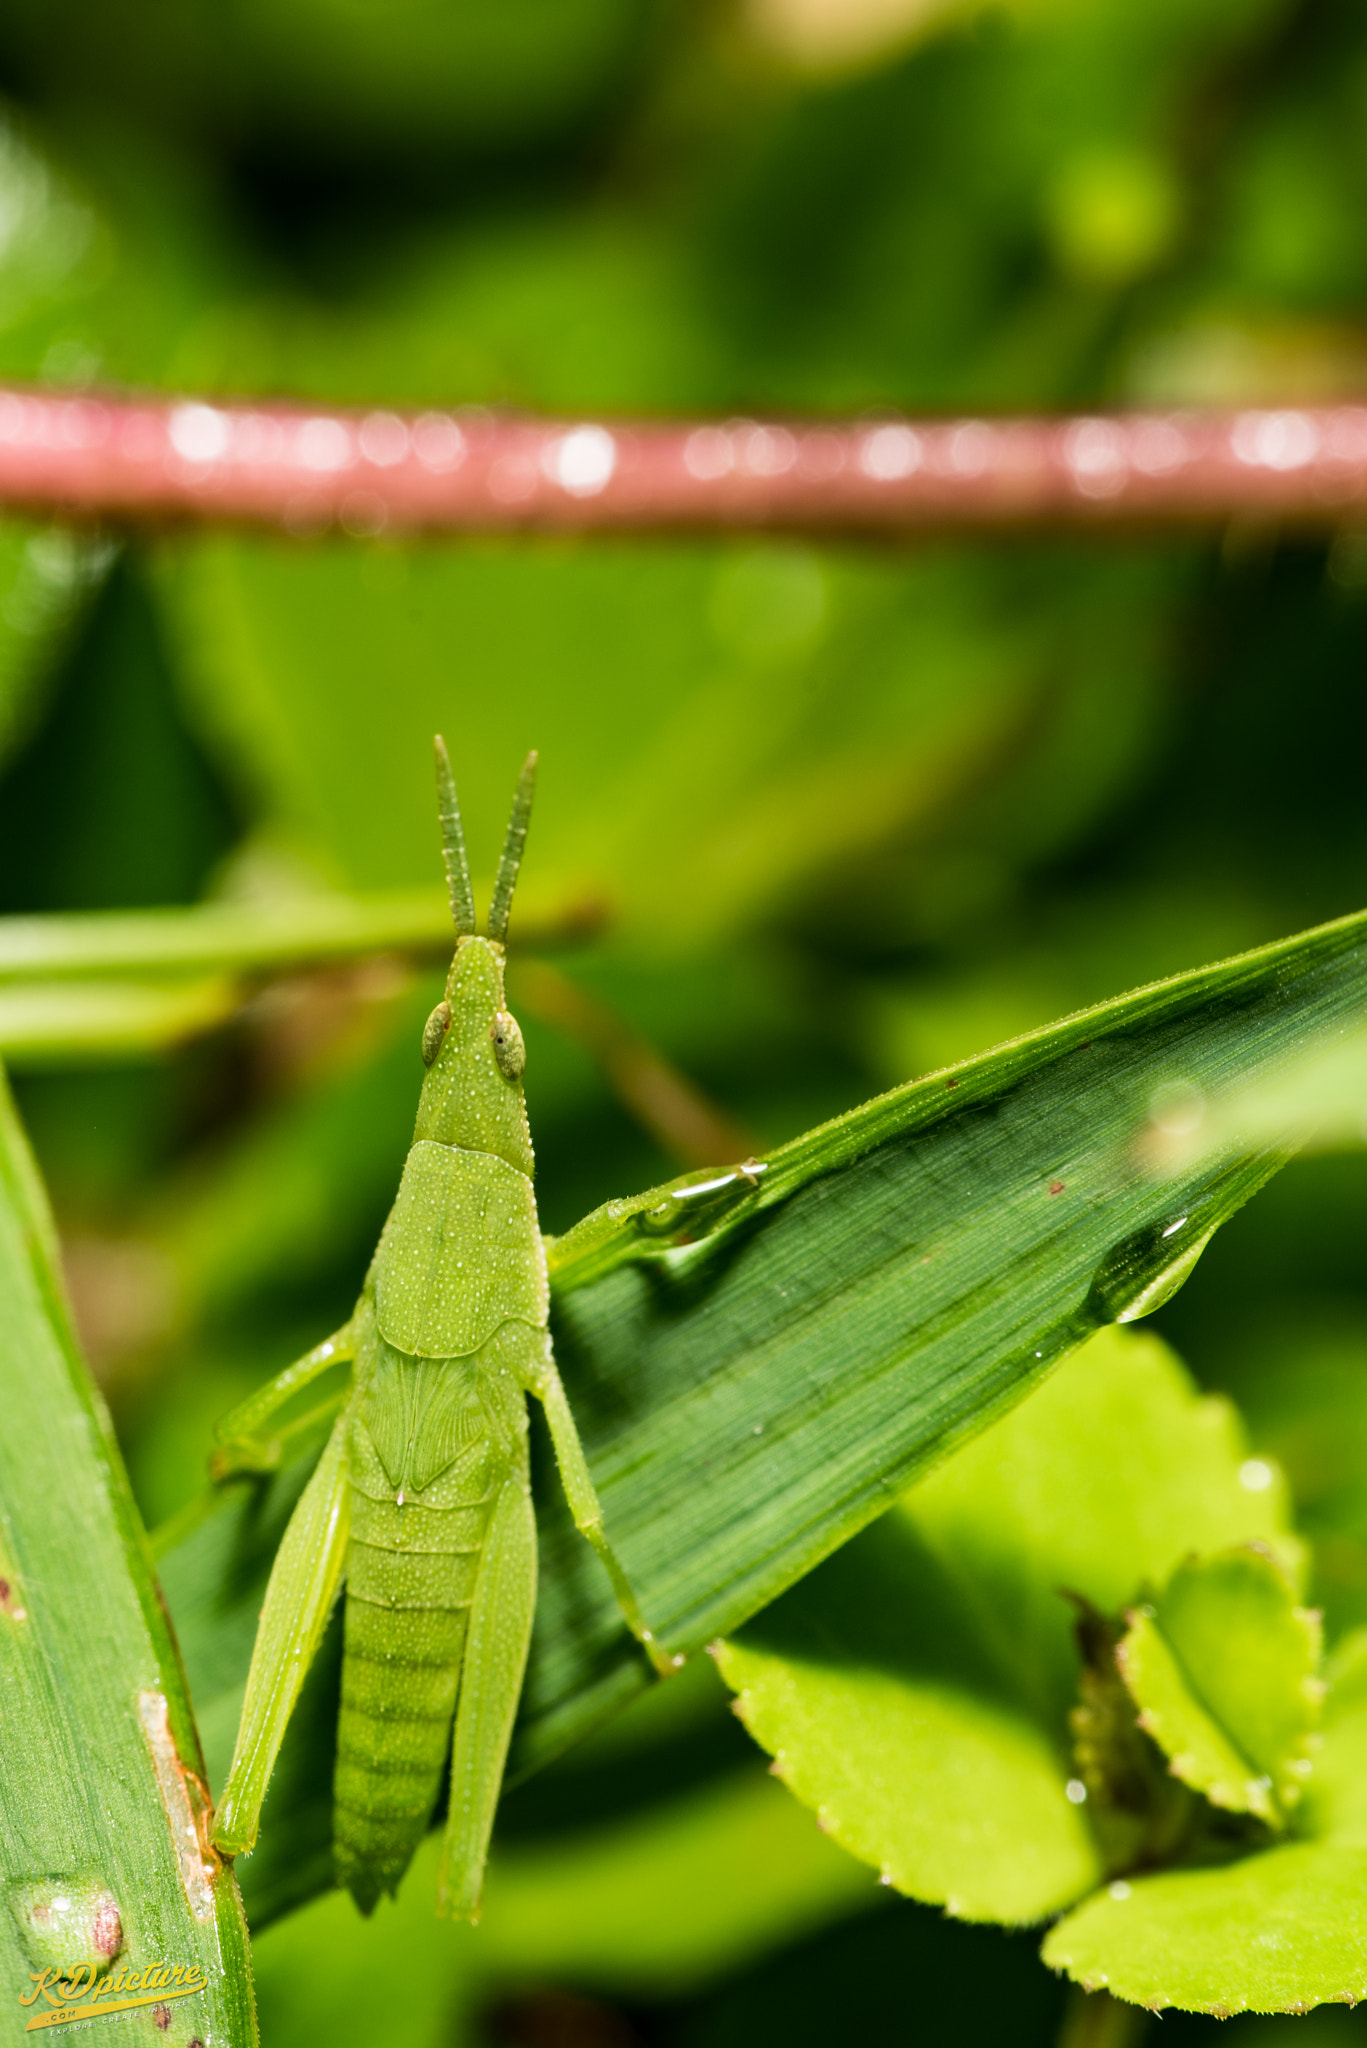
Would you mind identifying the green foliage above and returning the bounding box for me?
[251,1766,874,2047]
[1039,1631,1367,2015]
[1117,1549,1322,1825]
[713,1326,1294,1923]
[5,0,1367,2036]
[712,1320,1367,2019]
[0,1069,256,2038]
[1043,1845,1367,2019]
[153,535,1174,946]
[519,902,1367,1750]
[0,527,107,779]
[0,0,651,157]
[140,896,1367,1950]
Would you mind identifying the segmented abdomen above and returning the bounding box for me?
[333,1416,501,1912]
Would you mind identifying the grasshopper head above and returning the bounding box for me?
[411,741,536,1174]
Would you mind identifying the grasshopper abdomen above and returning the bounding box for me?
[334,1331,527,1911]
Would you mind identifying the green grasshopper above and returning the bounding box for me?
[210,740,671,1918]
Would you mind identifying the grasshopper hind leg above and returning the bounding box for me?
[438,1457,538,1921]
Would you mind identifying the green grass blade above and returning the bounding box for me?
[0,886,607,1060]
[0,975,243,1060]
[163,902,1367,1922]
[0,1066,257,2038]
[526,902,1367,1754]
[0,885,600,987]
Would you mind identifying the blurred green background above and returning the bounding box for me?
[3,0,1367,2038]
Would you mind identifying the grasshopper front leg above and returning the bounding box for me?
[211,1325,355,1482]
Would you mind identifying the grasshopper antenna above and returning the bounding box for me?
[487,750,538,944]
[434,735,477,936]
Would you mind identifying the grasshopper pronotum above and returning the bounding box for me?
[210,740,670,1918]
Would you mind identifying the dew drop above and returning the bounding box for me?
[1087,1214,1219,1324]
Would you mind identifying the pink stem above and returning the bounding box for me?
[0,385,1363,534]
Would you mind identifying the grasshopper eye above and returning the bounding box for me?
[421,1002,452,1067]
[489,1010,526,1080]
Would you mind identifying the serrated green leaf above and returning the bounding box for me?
[0,1067,257,2038]
[1043,1602,1367,2015]
[711,1325,1294,1924]
[1041,1845,1367,2017]
[891,1333,1302,1728]
[1117,1549,1321,1825]
[716,1571,1101,1925]
[1117,1609,1272,1823]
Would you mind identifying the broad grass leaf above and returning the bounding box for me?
[0,1069,256,2036]
[524,907,1363,1761]
[153,534,1170,953]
